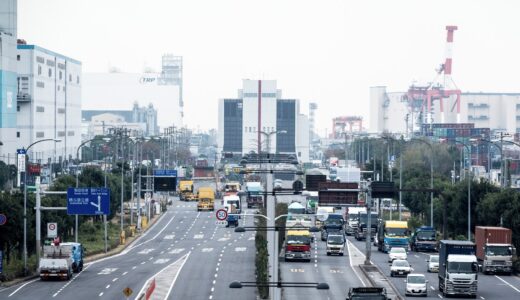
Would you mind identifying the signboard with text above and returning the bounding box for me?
[67,188,110,215]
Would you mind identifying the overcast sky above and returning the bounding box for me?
[18,0,520,135]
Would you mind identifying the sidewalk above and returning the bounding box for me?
[0,210,166,288]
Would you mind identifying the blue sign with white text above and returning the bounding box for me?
[153,169,177,177]
[67,188,110,215]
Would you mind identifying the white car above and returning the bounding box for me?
[390,259,413,277]
[405,273,428,297]
[388,247,407,262]
[426,254,439,273]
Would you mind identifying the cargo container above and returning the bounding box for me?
[438,240,478,297]
[475,226,515,275]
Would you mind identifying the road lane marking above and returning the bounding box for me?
[141,261,146,265]
[495,275,520,293]
[235,247,247,252]
[202,248,214,252]
[106,284,110,289]
[98,268,118,275]
[122,271,128,276]
[480,297,485,300]
[169,248,185,254]
[99,292,103,297]
[7,279,39,297]
[194,234,204,239]
[346,240,367,287]
[290,268,305,273]
[437,294,443,298]
[138,248,155,254]
[430,286,435,290]
[123,215,176,253]
[154,258,171,264]
[112,278,118,282]
[132,266,137,269]
[164,235,175,240]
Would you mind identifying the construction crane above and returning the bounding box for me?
[404,26,462,127]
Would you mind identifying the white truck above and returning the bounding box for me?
[39,244,74,280]
[344,206,366,236]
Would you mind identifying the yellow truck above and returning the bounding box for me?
[197,187,215,211]
[179,180,195,201]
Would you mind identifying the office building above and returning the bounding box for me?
[218,79,309,162]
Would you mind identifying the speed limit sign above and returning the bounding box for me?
[216,209,228,221]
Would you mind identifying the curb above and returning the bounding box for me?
[0,209,168,288]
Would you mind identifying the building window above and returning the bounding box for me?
[16,132,20,138]
[36,56,44,63]
[67,131,75,136]
[77,75,80,84]
[38,65,42,75]
[244,93,258,98]
[46,59,55,67]
[57,85,60,91]
[17,55,20,61]
[36,81,45,88]
[58,63,65,70]
[36,132,44,138]
[48,68,52,78]
[59,71,62,80]
[17,105,20,112]
[261,93,276,98]
[69,74,72,82]
[58,131,66,137]
[58,108,66,114]
[36,106,45,112]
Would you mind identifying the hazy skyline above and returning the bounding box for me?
[18,0,520,134]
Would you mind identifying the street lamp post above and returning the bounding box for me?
[451,140,471,240]
[23,138,61,274]
[257,130,287,154]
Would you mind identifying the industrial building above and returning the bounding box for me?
[0,0,18,162]
[16,42,82,165]
[82,102,159,138]
[82,54,183,129]
[370,86,520,135]
[218,79,309,162]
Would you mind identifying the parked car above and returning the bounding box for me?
[388,247,407,263]
[426,254,439,273]
[390,259,413,277]
[405,273,428,297]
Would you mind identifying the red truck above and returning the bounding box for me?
[475,226,516,275]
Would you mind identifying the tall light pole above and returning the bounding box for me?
[257,130,287,154]
[450,140,471,240]
[23,138,61,274]
[411,138,434,227]
[74,137,110,243]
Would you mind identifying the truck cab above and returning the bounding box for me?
[178,180,195,201]
[285,230,312,262]
[60,242,84,272]
[410,226,437,252]
[377,220,409,253]
[196,187,215,211]
[438,240,479,297]
[354,212,378,241]
[245,182,263,208]
[346,287,390,300]
[344,206,366,236]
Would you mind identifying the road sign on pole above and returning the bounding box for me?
[67,188,110,215]
[216,209,228,221]
[47,222,57,238]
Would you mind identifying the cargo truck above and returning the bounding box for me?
[410,226,437,252]
[39,243,81,280]
[285,230,312,262]
[245,182,263,208]
[377,220,409,253]
[196,187,215,211]
[475,226,516,275]
[346,287,390,300]
[438,240,479,297]
[354,212,378,241]
[178,180,195,201]
[344,206,366,236]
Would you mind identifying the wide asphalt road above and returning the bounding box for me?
[348,235,520,299]
[1,191,257,300]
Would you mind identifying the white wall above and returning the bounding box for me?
[296,114,310,163]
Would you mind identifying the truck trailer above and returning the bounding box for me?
[438,240,478,297]
[475,226,515,275]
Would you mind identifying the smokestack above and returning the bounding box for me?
[444,26,458,78]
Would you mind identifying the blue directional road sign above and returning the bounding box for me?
[16,148,26,155]
[67,187,110,215]
[153,169,177,177]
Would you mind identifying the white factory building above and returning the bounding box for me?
[16,43,82,165]
[369,86,520,135]
[218,79,309,163]
[82,55,183,129]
